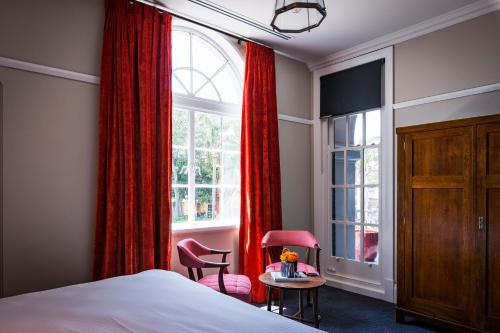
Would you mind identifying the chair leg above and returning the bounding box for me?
[299,290,304,319]
[279,289,284,315]
[307,289,312,306]
[267,287,272,311]
[312,288,320,328]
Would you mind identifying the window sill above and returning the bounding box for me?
[172,221,239,234]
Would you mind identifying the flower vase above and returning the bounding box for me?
[281,262,297,278]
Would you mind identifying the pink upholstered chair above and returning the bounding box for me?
[177,238,251,302]
[261,230,321,275]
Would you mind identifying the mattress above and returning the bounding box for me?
[0,269,325,333]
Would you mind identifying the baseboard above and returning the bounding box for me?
[324,276,394,303]
[396,307,487,333]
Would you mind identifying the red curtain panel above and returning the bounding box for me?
[239,42,283,303]
[93,0,172,280]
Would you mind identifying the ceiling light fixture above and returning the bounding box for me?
[271,0,326,33]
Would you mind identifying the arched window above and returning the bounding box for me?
[171,23,243,229]
[172,27,242,104]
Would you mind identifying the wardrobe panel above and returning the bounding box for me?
[413,188,465,307]
[487,131,500,175]
[487,189,500,320]
[412,133,465,177]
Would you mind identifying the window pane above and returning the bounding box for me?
[346,224,361,261]
[347,187,361,222]
[174,69,191,95]
[195,112,221,149]
[172,31,190,69]
[196,82,220,101]
[212,65,241,104]
[192,35,226,77]
[364,226,379,264]
[332,223,345,258]
[172,75,188,95]
[222,117,241,150]
[195,151,221,185]
[334,117,346,148]
[221,188,240,219]
[172,148,188,185]
[222,152,239,186]
[346,150,361,185]
[173,109,188,146]
[172,187,188,223]
[193,70,208,95]
[366,110,380,145]
[195,187,220,221]
[332,152,344,185]
[332,188,344,220]
[348,113,363,146]
[364,187,379,225]
[364,147,379,185]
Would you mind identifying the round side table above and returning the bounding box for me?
[258,272,326,328]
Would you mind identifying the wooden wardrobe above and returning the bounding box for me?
[396,114,500,332]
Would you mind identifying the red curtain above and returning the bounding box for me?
[239,42,283,303]
[93,0,172,280]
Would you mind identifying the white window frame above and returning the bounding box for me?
[312,47,394,302]
[328,110,381,264]
[171,22,243,232]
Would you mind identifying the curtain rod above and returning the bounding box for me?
[133,0,273,49]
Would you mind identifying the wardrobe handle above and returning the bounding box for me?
[478,216,485,231]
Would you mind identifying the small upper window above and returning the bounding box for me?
[172,28,242,104]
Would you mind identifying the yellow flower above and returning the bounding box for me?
[280,249,299,263]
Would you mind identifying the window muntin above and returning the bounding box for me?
[329,110,381,264]
[171,26,242,229]
[171,29,242,104]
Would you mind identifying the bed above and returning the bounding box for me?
[0,269,325,333]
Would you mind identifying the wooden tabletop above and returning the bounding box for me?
[258,272,326,290]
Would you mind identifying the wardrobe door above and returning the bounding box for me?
[401,126,479,326]
[478,123,500,331]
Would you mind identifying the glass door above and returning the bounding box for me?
[327,109,383,285]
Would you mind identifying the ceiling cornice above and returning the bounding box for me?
[308,0,500,71]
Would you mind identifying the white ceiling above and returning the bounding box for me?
[161,0,479,63]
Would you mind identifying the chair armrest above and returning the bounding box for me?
[200,260,230,295]
[202,260,230,269]
[210,249,231,255]
[211,250,231,274]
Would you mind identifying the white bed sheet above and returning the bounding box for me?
[0,269,325,333]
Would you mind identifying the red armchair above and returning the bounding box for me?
[177,238,251,302]
[261,230,321,275]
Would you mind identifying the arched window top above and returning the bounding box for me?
[172,26,243,105]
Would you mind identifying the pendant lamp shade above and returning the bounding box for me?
[271,0,327,33]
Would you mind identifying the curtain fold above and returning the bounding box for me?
[93,0,172,280]
[238,42,283,303]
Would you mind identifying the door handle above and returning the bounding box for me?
[478,216,485,231]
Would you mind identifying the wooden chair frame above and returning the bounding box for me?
[185,248,231,294]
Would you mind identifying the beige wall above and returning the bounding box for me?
[0,0,104,297]
[276,55,312,119]
[0,67,99,297]
[0,0,103,76]
[275,54,313,232]
[0,0,313,296]
[395,10,500,103]
[394,10,500,127]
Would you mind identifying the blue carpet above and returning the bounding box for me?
[262,286,447,332]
